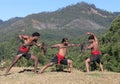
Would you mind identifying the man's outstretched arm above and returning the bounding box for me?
[68,44,80,47]
[51,44,60,48]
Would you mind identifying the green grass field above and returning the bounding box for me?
[0,67,120,84]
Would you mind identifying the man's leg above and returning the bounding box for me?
[99,62,103,72]
[67,59,73,73]
[85,58,90,72]
[30,55,39,73]
[5,55,22,75]
[40,62,54,73]
[96,55,103,72]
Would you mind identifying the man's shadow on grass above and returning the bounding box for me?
[18,68,40,73]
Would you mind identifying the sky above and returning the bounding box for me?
[0,0,120,21]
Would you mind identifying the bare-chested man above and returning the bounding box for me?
[5,32,41,75]
[85,32,103,72]
[40,38,80,73]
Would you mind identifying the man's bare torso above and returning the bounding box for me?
[91,41,99,51]
[57,44,67,57]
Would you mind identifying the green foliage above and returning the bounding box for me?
[100,15,120,72]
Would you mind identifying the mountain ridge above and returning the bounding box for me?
[0,2,120,40]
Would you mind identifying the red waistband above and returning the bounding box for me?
[57,53,65,65]
[19,46,29,53]
[91,50,100,55]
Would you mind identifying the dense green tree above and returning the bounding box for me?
[100,15,120,72]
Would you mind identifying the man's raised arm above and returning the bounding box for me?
[86,32,98,42]
[18,35,29,40]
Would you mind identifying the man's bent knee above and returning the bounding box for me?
[68,60,73,64]
[85,59,90,63]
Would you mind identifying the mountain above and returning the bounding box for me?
[0,19,3,24]
[24,2,119,30]
[0,2,120,41]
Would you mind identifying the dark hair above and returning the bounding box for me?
[32,32,40,37]
[88,35,94,40]
[61,38,68,43]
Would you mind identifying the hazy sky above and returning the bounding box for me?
[0,0,120,21]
